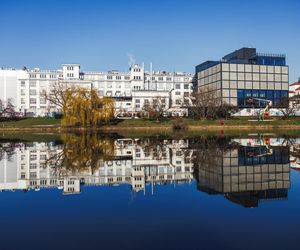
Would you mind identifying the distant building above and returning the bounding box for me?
[195,48,289,108]
[0,64,193,117]
[289,78,300,97]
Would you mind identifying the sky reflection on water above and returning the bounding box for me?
[0,134,300,250]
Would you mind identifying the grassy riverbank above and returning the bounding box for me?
[1,117,300,132]
[0,117,60,128]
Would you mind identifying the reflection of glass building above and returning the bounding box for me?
[195,48,289,107]
[195,141,290,207]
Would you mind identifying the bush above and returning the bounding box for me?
[172,118,187,131]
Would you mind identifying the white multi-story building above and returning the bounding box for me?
[0,63,193,117]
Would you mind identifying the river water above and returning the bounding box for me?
[0,133,299,250]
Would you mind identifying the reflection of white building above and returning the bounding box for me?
[0,63,193,117]
[0,139,194,195]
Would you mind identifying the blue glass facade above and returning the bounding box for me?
[255,55,286,66]
[237,89,288,107]
[238,146,289,166]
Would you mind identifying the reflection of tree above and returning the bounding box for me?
[284,137,300,162]
[139,138,192,165]
[0,141,18,161]
[142,138,167,161]
[47,133,115,176]
[190,136,238,178]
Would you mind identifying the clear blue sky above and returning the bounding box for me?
[0,0,299,82]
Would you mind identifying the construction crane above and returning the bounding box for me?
[246,98,272,121]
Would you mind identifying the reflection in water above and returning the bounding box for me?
[0,134,298,208]
[193,136,290,207]
[0,135,194,195]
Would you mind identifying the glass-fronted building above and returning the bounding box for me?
[194,138,290,208]
[195,48,289,107]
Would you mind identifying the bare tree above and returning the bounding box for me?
[0,99,16,118]
[190,86,236,119]
[142,96,166,120]
[277,96,298,119]
[40,81,74,112]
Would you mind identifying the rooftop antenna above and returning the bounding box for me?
[150,62,153,90]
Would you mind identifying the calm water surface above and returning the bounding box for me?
[0,134,300,250]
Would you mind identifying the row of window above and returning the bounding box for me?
[199,81,289,92]
[21,98,47,104]
[198,72,289,83]
[237,89,288,107]
[29,74,57,79]
[107,75,130,80]
[105,75,191,81]
[99,82,190,90]
[198,64,288,78]
[238,148,289,165]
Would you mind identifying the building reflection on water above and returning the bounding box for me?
[193,137,290,207]
[0,135,299,208]
[0,138,194,195]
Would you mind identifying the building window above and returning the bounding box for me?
[30,98,37,104]
[175,84,180,89]
[30,89,37,95]
[30,163,37,169]
[21,81,26,87]
[184,84,189,89]
[40,98,46,104]
[29,81,36,87]
[175,91,181,95]
[107,76,113,80]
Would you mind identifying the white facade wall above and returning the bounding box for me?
[1,64,193,117]
[0,69,27,110]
